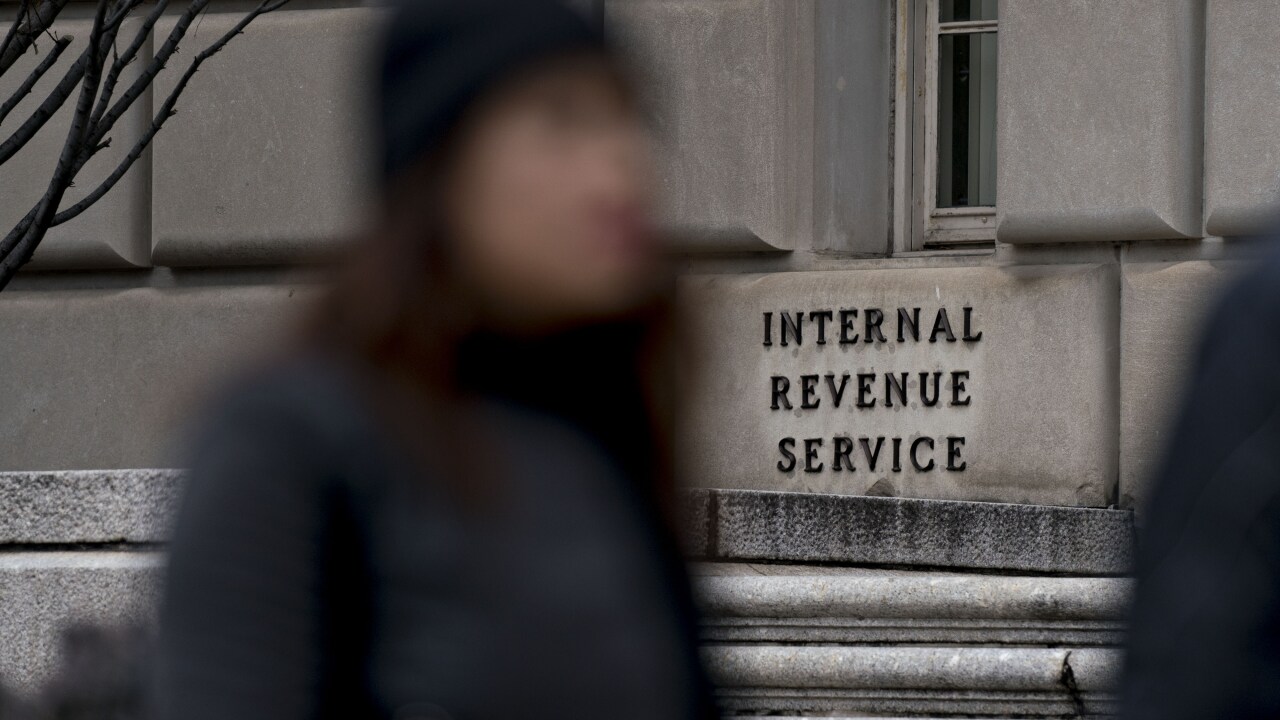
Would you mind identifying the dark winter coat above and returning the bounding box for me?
[152,351,715,720]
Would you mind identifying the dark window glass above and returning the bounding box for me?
[940,0,998,23]
[937,31,997,208]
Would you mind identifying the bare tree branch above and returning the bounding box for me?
[54,0,289,228]
[0,33,70,127]
[0,0,109,289]
[0,0,72,78]
[0,0,142,165]
[0,0,293,288]
[0,43,88,164]
[86,0,214,151]
[0,0,147,162]
[103,0,147,31]
[0,0,33,73]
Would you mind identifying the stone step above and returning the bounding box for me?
[695,564,1129,645]
[708,645,1116,717]
[0,472,1133,715]
[695,563,1126,716]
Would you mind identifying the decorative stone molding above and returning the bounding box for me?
[707,644,1117,717]
[695,568,1129,646]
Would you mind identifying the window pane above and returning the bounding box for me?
[939,0,997,23]
[937,32,997,208]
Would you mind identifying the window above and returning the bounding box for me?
[895,0,998,250]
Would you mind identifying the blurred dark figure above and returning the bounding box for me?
[1122,250,1280,719]
[152,1,717,718]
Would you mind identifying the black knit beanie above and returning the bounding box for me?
[377,0,608,185]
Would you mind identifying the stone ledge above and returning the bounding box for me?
[705,645,1117,717]
[694,565,1129,646]
[0,470,181,545]
[0,473,1137,579]
[684,489,1135,575]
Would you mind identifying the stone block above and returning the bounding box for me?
[0,283,314,471]
[996,1,1202,243]
[1119,260,1242,509]
[604,0,813,252]
[1204,1,1280,236]
[0,552,161,692]
[0,469,181,544]
[0,12,151,269]
[151,7,382,267]
[677,264,1119,506]
[682,489,1135,575]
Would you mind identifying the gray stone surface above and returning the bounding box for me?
[604,0,813,252]
[0,469,181,544]
[678,482,711,557]
[705,645,1118,717]
[811,0,890,253]
[0,13,151,269]
[0,283,313,471]
[0,552,161,692]
[1204,1,1280,236]
[684,489,1135,575]
[996,1,1202,243]
[151,7,382,266]
[694,564,1129,646]
[1119,260,1243,509]
[677,264,1119,507]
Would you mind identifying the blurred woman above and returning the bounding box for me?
[152,1,717,718]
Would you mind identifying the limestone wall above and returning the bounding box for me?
[0,1,1270,511]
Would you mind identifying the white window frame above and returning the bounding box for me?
[894,0,998,252]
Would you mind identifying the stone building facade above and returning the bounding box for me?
[0,0,1275,716]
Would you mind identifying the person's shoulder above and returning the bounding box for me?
[190,350,369,458]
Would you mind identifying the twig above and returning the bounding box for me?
[86,0,214,150]
[0,43,89,165]
[0,0,72,77]
[103,0,147,31]
[0,34,70,127]
[90,0,170,131]
[0,0,32,75]
[0,0,143,164]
